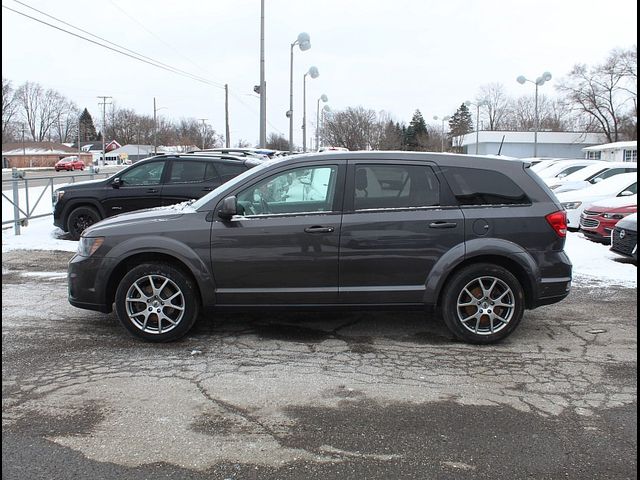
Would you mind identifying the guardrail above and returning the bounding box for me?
[2,167,112,235]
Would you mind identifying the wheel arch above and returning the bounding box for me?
[426,238,540,310]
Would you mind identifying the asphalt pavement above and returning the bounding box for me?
[2,249,637,479]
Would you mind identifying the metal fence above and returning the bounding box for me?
[2,168,112,235]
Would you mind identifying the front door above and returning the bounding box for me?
[101,160,166,216]
[210,163,345,305]
[339,160,464,304]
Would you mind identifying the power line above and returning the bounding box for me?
[12,0,225,88]
[107,0,210,76]
[2,3,225,89]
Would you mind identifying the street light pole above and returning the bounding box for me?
[199,119,208,150]
[302,66,319,153]
[465,100,487,155]
[433,115,450,152]
[98,96,112,167]
[258,0,266,147]
[517,71,552,157]
[288,32,311,152]
[316,94,328,152]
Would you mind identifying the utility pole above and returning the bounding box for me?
[97,96,112,167]
[225,84,230,148]
[153,97,157,155]
[258,0,266,147]
[198,119,208,150]
[21,124,29,167]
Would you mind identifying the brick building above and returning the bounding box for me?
[1,142,93,168]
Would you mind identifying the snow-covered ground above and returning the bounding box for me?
[2,218,636,289]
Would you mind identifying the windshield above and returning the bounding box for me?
[579,173,636,196]
[191,159,278,210]
[562,164,607,181]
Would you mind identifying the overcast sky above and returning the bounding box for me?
[2,0,637,148]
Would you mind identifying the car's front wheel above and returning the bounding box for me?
[441,263,525,344]
[114,263,200,342]
[66,206,101,240]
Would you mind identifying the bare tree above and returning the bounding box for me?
[13,81,67,142]
[266,133,288,150]
[51,95,80,143]
[556,46,637,142]
[2,77,18,142]
[476,82,510,130]
[234,139,252,148]
[321,106,378,150]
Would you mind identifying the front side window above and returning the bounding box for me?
[236,165,338,215]
[592,168,626,183]
[442,167,529,206]
[353,165,440,210]
[119,161,165,186]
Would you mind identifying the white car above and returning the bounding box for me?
[548,162,638,193]
[558,173,638,230]
[531,158,568,173]
[534,159,604,180]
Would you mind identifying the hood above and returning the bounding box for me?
[616,213,637,230]
[586,194,637,211]
[56,178,110,190]
[83,203,195,235]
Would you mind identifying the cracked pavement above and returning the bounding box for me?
[2,250,637,479]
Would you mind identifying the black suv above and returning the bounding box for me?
[53,154,262,239]
[68,152,572,344]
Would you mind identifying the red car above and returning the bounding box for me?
[55,156,85,172]
[579,195,638,243]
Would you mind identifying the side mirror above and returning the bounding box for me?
[619,190,634,197]
[218,196,238,220]
[593,177,604,183]
[112,177,122,188]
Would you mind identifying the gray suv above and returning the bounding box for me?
[68,152,572,344]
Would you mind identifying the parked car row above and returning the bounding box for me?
[530,158,637,261]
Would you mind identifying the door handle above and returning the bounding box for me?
[429,221,458,229]
[202,186,213,191]
[146,188,158,193]
[304,226,335,234]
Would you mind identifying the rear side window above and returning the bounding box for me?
[216,163,247,182]
[353,165,440,210]
[168,161,215,184]
[442,167,530,206]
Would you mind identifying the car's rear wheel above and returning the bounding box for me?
[441,263,525,344]
[67,206,101,240]
[114,263,200,342]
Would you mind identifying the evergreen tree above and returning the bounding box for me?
[78,108,99,142]
[404,110,429,151]
[448,103,474,137]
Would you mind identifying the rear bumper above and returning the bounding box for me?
[530,250,572,308]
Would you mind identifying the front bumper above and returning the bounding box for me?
[68,254,117,313]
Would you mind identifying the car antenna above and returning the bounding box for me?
[497,134,506,155]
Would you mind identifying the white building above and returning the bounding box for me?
[582,141,637,162]
[453,131,607,159]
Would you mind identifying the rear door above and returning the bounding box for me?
[162,159,222,206]
[339,160,464,304]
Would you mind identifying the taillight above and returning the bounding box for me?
[546,210,567,237]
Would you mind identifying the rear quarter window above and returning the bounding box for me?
[441,167,530,206]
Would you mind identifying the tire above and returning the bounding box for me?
[66,206,101,240]
[441,263,525,344]
[114,262,200,342]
